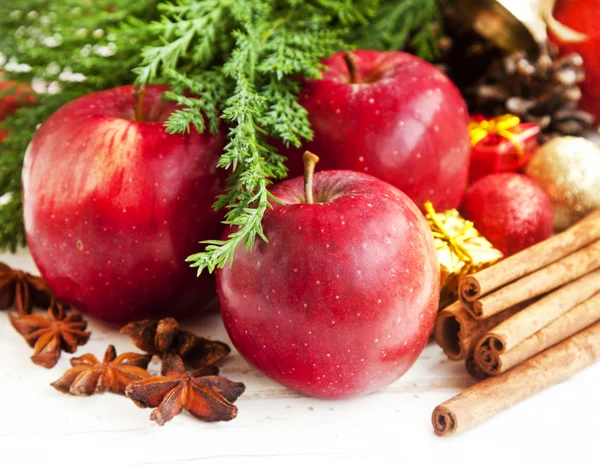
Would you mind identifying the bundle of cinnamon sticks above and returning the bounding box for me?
[432,210,600,436]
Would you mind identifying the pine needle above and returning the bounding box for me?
[0,0,442,266]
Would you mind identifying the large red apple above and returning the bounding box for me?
[282,50,470,211]
[22,85,226,324]
[217,152,439,399]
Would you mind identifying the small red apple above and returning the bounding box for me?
[217,152,439,399]
[23,85,226,324]
[282,50,470,211]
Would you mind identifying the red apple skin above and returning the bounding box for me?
[282,50,470,211]
[217,170,439,399]
[22,85,226,324]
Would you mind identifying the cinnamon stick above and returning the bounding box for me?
[465,355,487,381]
[463,239,600,319]
[474,269,600,372]
[459,210,600,305]
[479,292,600,375]
[434,300,525,361]
[432,320,600,436]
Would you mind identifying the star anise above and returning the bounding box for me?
[120,317,230,373]
[0,262,55,316]
[9,303,90,368]
[125,352,245,425]
[51,345,152,396]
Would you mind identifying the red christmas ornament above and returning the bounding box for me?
[468,115,540,184]
[550,0,600,120]
[461,173,554,256]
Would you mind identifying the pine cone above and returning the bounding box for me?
[465,43,597,142]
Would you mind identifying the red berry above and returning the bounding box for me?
[462,174,554,256]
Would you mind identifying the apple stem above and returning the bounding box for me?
[303,151,320,204]
[343,52,358,84]
[133,84,147,122]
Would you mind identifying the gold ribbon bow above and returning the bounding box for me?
[424,201,504,309]
[468,114,524,157]
[425,201,474,266]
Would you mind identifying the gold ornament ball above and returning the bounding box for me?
[526,136,600,230]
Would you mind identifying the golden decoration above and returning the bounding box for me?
[469,114,524,157]
[526,136,600,230]
[425,202,504,310]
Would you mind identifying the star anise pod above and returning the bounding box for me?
[9,303,90,368]
[0,262,54,316]
[51,345,152,396]
[120,317,230,373]
[126,352,245,426]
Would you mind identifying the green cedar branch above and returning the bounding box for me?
[0,0,161,251]
[0,0,442,259]
[136,0,444,274]
[356,0,442,60]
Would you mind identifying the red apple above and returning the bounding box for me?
[217,152,439,399]
[550,0,600,119]
[22,85,226,324]
[282,50,470,211]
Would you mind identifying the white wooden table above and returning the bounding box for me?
[1,249,597,466]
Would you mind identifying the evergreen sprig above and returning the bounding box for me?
[0,0,442,269]
[136,0,380,273]
[0,0,161,251]
[357,0,442,60]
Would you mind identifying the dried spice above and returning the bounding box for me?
[126,352,245,425]
[0,262,55,316]
[51,345,152,396]
[9,303,90,368]
[121,317,230,373]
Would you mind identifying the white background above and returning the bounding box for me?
[0,249,598,466]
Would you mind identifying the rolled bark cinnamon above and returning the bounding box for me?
[474,269,600,373]
[481,292,600,375]
[460,210,600,305]
[432,320,600,436]
[465,356,487,380]
[463,239,600,319]
[434,300,525,361]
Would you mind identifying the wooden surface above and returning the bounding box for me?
[0,249,597,466]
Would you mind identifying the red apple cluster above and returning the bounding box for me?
[22,50,473,398]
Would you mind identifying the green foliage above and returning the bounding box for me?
[0,0,161,251]
[357,0,442,61]
[146,1,359,273]
[0,0,442,266]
